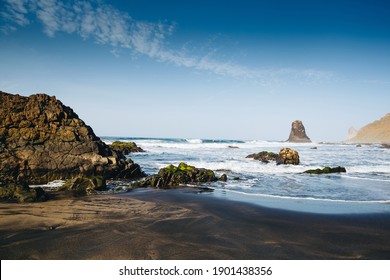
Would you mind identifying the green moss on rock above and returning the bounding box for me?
[0,183,47,202]
[304,166,347,174]
[110,141,145,155]
[135,163,217,189]
[246,151,279,163]
[60,175,106,196]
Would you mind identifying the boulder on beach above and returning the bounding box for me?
[110,141,145,155]
[0,183,47,202]
[0,91,145,199]
[133,162,218,189]
[246,151,278,163]
[287,120,311,143]
[304,166,347,174]
[59,175,106,196]
[277,148,300,165]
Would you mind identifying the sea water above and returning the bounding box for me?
[100,137,390,214]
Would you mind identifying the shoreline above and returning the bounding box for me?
[1,188,390,260]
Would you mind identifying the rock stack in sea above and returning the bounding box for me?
[0,91,145,200]
[287,120,311,143]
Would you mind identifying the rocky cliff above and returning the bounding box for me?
[287,120,311,143]
[347,113,390,144]
[345,127,358,141]
[0,91,144,185]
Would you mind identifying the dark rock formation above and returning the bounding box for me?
[0,91,144,186]
[304,166,347,174]
[110,141,145,155]
[134,162,217,189]
[277,148,300,165]
[287,120,311,143]
[0,183,47,202]
[219,174,228,182]
[246,151,278,163]
[59,175,106,196]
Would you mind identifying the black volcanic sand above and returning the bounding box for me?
[0,188,390,259]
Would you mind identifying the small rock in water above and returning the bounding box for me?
[246,151,278,163]
[303,166,347,174]
[219,174,228,182]
[110,141,145,155]
[277,148,300,165]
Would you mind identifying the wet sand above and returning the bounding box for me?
[1,188,390,259]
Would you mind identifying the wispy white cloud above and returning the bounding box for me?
[1,0,332,82]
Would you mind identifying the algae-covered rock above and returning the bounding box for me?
[304,166,347,174]
[110,141,145,155]
[246,151,279,163]
[277,148,300,165]
[60,175,106,196]
[134,163,217,189]
[0,183,47,202]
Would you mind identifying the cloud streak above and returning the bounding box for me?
[1,0,331,82]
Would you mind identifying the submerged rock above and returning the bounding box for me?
[277,148,300,165]
[246,151,278,163]
[110,141,145,155]
[0,91,145,186]
[134,162,217,189]
[304,166,347,174]
[287,120,311,143]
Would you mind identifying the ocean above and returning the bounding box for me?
[98,137,390,214]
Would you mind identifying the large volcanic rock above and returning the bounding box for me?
[0,91,144,185]
[347,113,390,144]
[287,120,311,143]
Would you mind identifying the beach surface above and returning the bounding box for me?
[1,188,390,260]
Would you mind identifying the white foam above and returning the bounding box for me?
[218,188,390,204]
[186,138,203,144]
[30,180,65,189]
[343,175,390,183]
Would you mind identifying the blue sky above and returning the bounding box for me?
[1,0,389,141]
